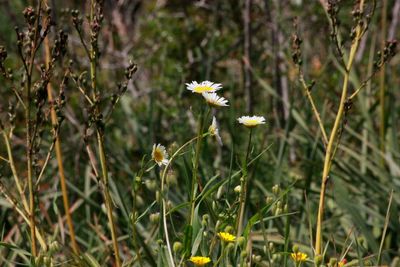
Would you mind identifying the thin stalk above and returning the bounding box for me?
[314,0,365,256]
[3,131,29,211]
[26,1,43,257]
[44,31,79,253]
[189,107,210,226]
[379,0,388,164]
[236,128,253,236]
[377,190,393,265]
[160,134,208,267]
[0,181,47,250]
[97,132,121,266]
[298,71,328,145]
[88,0,121,265]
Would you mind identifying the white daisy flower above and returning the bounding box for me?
[152,144,169,166]
[209,116,223,146]
[186,81,222,94]
[237,115,266,128]
[202,92,229,107]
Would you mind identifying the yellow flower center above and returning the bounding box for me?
[193,86,214,93]
[153,149,164,162]
[244,119,259,127]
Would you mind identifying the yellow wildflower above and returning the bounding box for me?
[217,232,236,242]
[189,256,211,266]
[291,252,308,263]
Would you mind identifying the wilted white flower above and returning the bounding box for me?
[152,144,169,166]
[202,92,229,107]
[186,81,222,94]
[209,116,223,146]
[237,115,266,128]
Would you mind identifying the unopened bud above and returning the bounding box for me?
[166,170,177,185]
[135,195,144,207]
[283,204,289,213]
[224,226,234,233]
[145,180,157,191]
[241,251,248,259]
[216,185,224,199]
[314,255,323,266]
[234,185,241,193]
[275,207,282,216]
[173,241,182,253]
[328,257,337,267]
[237,236,246,246]
[149,212,160,224]
[292,244,299,253]
[272,184,280,195]
[266,196,273,204]
[268,242,274,251]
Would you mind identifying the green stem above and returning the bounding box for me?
[236,128,253,236]
[379,0,388,166]
[189,107,210,226]
[160,134,209,267]
[88,1,121,265]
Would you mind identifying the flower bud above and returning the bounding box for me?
[135,195,144,207]
[212,201,217,210]
[224,226,234,233]
[216,185,224,199]
[253,255,262,262]
[202,214,210,225]
[266,196,273,205]
[275,207,282,216]
[234,185,241,193]
[272,253,281,261]
[145,180,157,191]
[283,204,289,213]
[166,170,177,185]
[292,244,299,253]
[237,236,246,246]
[314,255,323,266]
[173,241,182,253]
[241,251,248,259]
[328,257,337,267]
[150,212,160,224]
[268,242,274,251]
[272,184,280,195]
